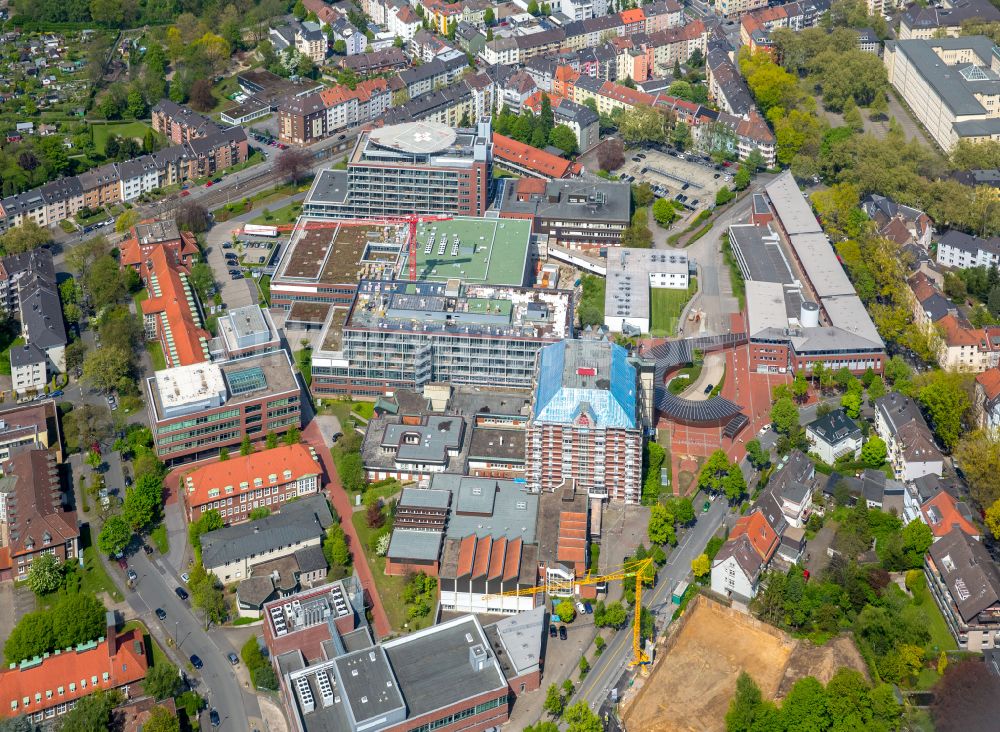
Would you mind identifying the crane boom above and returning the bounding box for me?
[484,557,653,666]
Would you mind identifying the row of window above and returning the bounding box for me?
[409,695,506,732]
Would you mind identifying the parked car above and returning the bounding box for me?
[124,475,133,487]
[209,709,220,727]
[558,625,567,641]
[142,543,152,555]
[117,557,128,570]
[704,383,714,395]
[549,625,557,638]
[180,190,190,197]
[181,572,190,584]
[50,390,63,398]
[175,586,189,601]
[228,652,239,665]
[575,601,587,614]
[155,608,166,620]
[204,181,213,187]
[222,242,232,249]
[212,177,222,183]
[190,654,203,670]
[126,568,137,582]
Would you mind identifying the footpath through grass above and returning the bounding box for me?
[350,511,411,632]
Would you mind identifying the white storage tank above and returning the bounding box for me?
[800,301,820,328]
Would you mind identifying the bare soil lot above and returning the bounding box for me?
[622,595,867,732]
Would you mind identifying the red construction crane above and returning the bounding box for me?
[238,214,452,281]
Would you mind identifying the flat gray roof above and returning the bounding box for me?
[766,172,823,236]
[334,646,405,723]
[386,529,443,562]
[820,294,883,346]
[431,474,540,544]
[887,36,1000,117]
[728,224,794,284]
[381,615,507,720]
[746,280,791,336]
[399,487,451,509]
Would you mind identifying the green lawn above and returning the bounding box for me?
[79,525,123,601]
[0,336,24,376]
[352,402,375,420]
[146,341,167,372]
[250,201,303,226]
[257,275,271,307]
[59,219,78,233]
[913,583,957,654]
[123,619,170,668]
[211,75,241,113]
[667,365,702,395]
[351,511,413,632]
[650,278,697,336]
[150,524,169,555]
[92,122,154,155]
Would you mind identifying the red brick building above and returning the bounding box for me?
[182,443,322,523]
[120,220,199,281]
[151,99,218,144]
[0,449,78,582]
[140,246,212,369]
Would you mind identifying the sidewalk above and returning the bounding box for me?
[302,420,392,639]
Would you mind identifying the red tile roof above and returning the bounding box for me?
[938,313,984,348]
[504,537,522,581]
[731,510,779,562]
[120,225,198,270]
[0,630,148,719]
[488,537,507,581]
[320,78,389,107]
[457,535,476,577]
[472,535,493,578]
[493,134,579,179]
[619,8,646,24]
[183,444,322,512]
[140,246,211,367]
[557,510,588,567]
[921,491,979,539]
[977,367,1000,400]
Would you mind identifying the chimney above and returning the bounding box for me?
[105,610,117,657]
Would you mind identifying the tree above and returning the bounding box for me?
[555,599,576,623]
[543,683,564,717]
[597,139,625,171]
[770,396,799,436]
[366,503,384,529]
[144,660,184,700]
[188,509,224,558]
[83,346,132,394]
[901,520,933,567]
[986,498,1000,538]
[917,371,970,449]
[671,121,692,150]
[670,496,696,525]
[123,474,163,531]
[843,100,864,132]
[932,659,1000,732]
[733,164,752,190]
[725,672,762,732]
[840,390,862,418]
[56,691,121,732]
[860,436,887,468]
[0,221,51,256]
[698,450,732,493]
[240,435,254,456]
[691,553,710,578]
[484,7,496,24]
[248,507,271,521]
[619,105,668,144]
[652,198,678,228]
[175,201,210,233]
[189,564,227,629]
[647,504,676,545]
[27,553,62,596]
[324,523,351,568]
[276,147,313,184]
[563,702,602,732]
[98,515,131,557]
[716,186,735,206]
[955,431,1000,507]
[84,255,124,309]
[745,439,769,469]
[723,465,747,503]
[548,124,578,155]
[781,676,830,730]
[596,600,627,629]
[142,707,181,732]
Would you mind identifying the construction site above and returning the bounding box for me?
[622,595,868,732]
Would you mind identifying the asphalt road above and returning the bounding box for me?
[571,496,729,711]
[127,547,258,730]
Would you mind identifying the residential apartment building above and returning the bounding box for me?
[0,625,148,724]
[144,351,301,463]
[716,0,768,19]
[498,178,631,251]
[270,20,328,64]
[899,0,1000,41]
[739,0,831,52]
[0,103,247,232]
[0,449,78,582]
[303,119,493,219]
[0,401,60,463]
[936,229,1000,269]
[560,0,609,21]
[936,314,1000,373]
[492,134,583,179]
[974,367,1000,435]
[861,193,933,250]
[319,79,391,133]
[278,93,329,145]
[926,527,1000,648]
[874,392,944,482]
[806,408,862,464]
[526,339,643,504]
[884,36,1000,151]
[311,280,572,398]
[151,99,217,143]
[199,494,332,583]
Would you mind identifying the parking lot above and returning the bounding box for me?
[619,148,733,212]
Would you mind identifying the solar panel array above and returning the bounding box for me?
[648,334,749,424]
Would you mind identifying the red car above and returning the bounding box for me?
[205,180,214,187]
[181,190,190,197]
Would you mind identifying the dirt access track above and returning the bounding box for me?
[622,595,868,732]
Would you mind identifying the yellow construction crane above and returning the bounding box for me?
[485,557,655,666]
